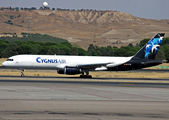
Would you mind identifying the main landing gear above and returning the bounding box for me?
[80,70,92,78]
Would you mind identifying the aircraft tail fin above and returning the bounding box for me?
[134,33,165,59]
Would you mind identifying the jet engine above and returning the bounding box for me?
[57,67,83,75]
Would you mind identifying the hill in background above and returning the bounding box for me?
[0,9,169,49]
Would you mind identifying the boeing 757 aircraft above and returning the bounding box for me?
[2,33,165,78]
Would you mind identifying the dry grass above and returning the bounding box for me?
[0,58,7,66]
[0,70,169,78]
[92,71,169,78]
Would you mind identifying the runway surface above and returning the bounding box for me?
[1,66,169,72]
[0,76,169,120]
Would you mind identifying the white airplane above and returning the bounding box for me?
[2,33,165,78]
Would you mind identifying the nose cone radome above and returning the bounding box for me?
[2,61,7,66]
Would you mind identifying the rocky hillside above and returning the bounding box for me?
[0,10,169,49]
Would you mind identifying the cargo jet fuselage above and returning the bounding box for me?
[2,33,165,78]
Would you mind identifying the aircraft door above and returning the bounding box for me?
[15,57,19,64]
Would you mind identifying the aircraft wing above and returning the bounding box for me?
[76,62,113,69]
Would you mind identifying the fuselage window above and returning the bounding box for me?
[7,59,13,61]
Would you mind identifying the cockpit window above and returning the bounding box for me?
[7,59,13,61]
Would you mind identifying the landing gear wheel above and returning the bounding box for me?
[80,75,85,78]
[87,75,92,78]
[20,68,25,77]
[80,70,92,78]
[21,74,25,77]
[80,75,92,78]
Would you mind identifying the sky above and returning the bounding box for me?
[0,0,168,19]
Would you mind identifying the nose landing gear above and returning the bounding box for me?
[19,68,25,77]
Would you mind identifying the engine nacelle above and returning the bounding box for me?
[57,67,82,75]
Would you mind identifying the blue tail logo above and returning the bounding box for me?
[145,35,164,58]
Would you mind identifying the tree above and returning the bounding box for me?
[87,44,97,56]
[161,45,169,61]
[44,42,57,46]
[39,7,43,10]
[17,44,32,54]
[60,42,72,48]
[70,47,78,55]
[0,40,9,57]
[31,7,37,10]
[77,48,87,56]
[0,34,87,57]
[155,49,166,60]
[59,46,70,55]
[2,43,18,58]
[39,46,49,55]
[128,43,133,47]
[99,46,114,56]
[24,8,28,11]
[107,46,114,56]
[47,46,61,55]
[139,38,150,47]
[161,37,169,46]
[47,46,66,55]
[114,47,127,56]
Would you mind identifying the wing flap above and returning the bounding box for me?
[77,62,112,69]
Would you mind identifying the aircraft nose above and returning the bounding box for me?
[2,61,7,66]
